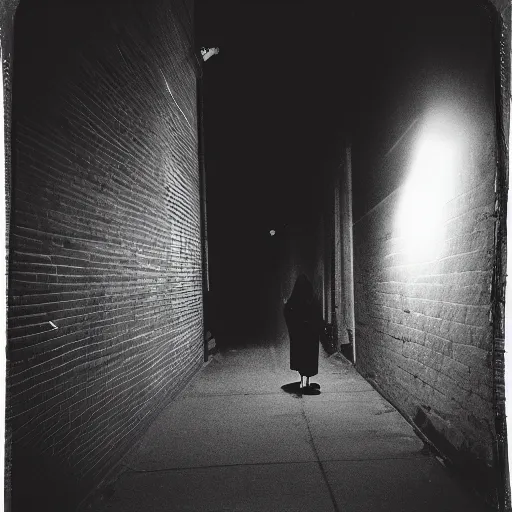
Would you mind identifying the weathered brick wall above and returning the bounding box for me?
[7,0,203,510]
[351,1,500,504]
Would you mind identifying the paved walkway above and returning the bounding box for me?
[94,337,493,512]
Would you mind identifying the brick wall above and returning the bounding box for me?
[351,1,500,503]
[7,0,203,510]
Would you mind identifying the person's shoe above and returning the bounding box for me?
[301,386,321,395]
[309,383,320,390]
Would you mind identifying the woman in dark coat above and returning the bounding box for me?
[284,274,323,394]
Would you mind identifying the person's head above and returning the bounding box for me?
[290,274,313,303]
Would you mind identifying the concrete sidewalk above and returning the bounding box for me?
[94,338,493,512]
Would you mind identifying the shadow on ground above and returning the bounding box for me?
[281,382,322,397]
[281,381,302,398]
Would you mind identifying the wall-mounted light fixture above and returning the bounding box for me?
[201,47,220,62]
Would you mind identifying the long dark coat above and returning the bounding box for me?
[284,276,323,377]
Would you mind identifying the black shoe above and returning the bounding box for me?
[301,386,321,395]
[309,383,320,390]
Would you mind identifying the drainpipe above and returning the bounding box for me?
[197,75,209,363]
[196,47,219,362]
[340,142,356,364]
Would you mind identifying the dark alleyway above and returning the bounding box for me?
[92,338,494,512]
[4,0,511,510]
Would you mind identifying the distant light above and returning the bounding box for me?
[269,230,276,236]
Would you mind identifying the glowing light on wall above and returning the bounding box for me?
[395,112,460,262]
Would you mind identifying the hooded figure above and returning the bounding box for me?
[284,274,323,394]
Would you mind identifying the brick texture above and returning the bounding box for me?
[351,2,499,503]
[7,1,203,510]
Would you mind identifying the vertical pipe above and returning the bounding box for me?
[196,76,209,363]
[319,214,326,321]
[333,178,344,350]
[341,144,356,363]
[324,206,332,324]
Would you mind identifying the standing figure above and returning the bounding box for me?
[284,274,323,395]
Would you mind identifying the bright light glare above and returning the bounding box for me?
[269,230,276,236]
[396,128,458,262]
